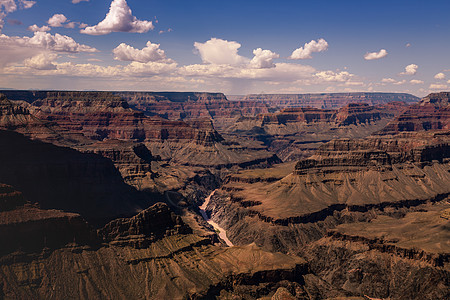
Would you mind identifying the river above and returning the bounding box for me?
[199,190,234,247]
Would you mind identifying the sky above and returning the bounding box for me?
[0,0,450,96]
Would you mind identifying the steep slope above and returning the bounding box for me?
[0,184,348,300]
[202,92,450,299]
[378,91,450,134]
[0,130,156,225]
[223,102,409,161]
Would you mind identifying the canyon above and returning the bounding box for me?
[0,90,448,299]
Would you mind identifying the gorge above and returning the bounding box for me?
[0,90,447,299]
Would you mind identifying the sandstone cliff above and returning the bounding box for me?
[241,92,419,109]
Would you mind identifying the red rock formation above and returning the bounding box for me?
[241,92,419,109]
[26,91,224,144]
[0,184,97,255]
[259,107,336,124]
[99,202,192,248]
[378,92,450,135]
[116,91,272,121]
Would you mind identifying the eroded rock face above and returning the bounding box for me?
[221,102,409,161]
[28,91,224,144]
[116,91,272,121]
[378,92,450,134]
[0,130,155,225]
[99,203,192,248]
[241,92,419,109]
[0,184,97,256]
[201,92,449,299]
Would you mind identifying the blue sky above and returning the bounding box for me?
[0,0,449,96]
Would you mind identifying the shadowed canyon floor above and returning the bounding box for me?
[0,90,448,299]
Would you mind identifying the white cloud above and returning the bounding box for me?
[194,38,248,65]
[249,48,279,69]
[0,0,35,32]
[179,62,316,82]
[429,83,447,90]
[0,0,18,14]
[0,31,97,66]
[80,0,154,35]
[72,0,88,3]
[113,41,172,63]
[5,59,178,78]
[0,31,98,52]
[434,72,445,80]
[315,70,353,82]
[48,14,68,27]
[364,49,388,60]
[393,80,406,85]
[19,0,34,9]
[400,64,418,75]
[406,43,411,48]
[289,38,328,60]
[24,53,57,70]
[381,78,396,83]
[28,24,51,32]
[410,79,424,84]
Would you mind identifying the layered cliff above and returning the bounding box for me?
[116,91,272,122]
[200,92,449,299]
[0,130,156,225]
[241,92,419,109]
[0,184,97,256]
[223,102,409,161]
[0,185,330,299]
[378,92,450,135]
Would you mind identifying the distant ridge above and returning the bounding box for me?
[240,92,419,109]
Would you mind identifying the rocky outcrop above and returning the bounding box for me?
[0,184,97,256]
[99,203,192,248]
[303,202,450,299]
[0,130,156,225]
[222,102,409,161]
[28,91,224,144]
[378,92,450,135]
[116,91,272,122]
[258,102,406,127]
[242,92,419,109]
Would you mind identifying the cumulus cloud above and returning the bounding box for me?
[249,48,279,69]
[5,59,178,78]
[24,52,57,70]
[410,79,424,84]
[364,49,388,60]
[400,64,418,75]
[194,38,248,65]
[113,41,172,63]
[0,31,97,67]
[289,38,328,60]
[47,14,79,29]
[393,80,406,85]
[315,70,354,82]
[434,72,445,80]
[48,14,67,27]
[80,0,154,35]
[179,62,316,82]
[0,0,35,31]
[0,31,97,52]
[19,0,34,9]
[429,83,447,90]
[72,0,88,3]
[28,24,51,32]
[381,78,396,83]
